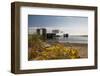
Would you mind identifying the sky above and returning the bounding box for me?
[28,15,88,35]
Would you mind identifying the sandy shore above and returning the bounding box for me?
[64,43,88,58]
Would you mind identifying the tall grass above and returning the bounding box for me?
[28,34,80,60]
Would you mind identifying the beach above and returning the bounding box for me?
[64,43,88,58]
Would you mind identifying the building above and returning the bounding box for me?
[36,28,47,40]
[46,33,56,39]
[36,28,69,40]
[63,34,69,37]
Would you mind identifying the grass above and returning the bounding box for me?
[28,34,80,60]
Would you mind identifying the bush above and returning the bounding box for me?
[29,43,80,60]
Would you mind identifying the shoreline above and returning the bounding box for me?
[63,42,87,46]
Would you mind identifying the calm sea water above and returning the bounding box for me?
[48,35,88,44]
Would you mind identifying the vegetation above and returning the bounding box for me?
[28,34,80,60]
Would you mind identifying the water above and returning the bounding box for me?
[48,35,88,44]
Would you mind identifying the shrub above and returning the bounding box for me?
[28,34,80,60]
[29,43,80,60]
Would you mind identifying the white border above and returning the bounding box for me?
[20,6,95,70]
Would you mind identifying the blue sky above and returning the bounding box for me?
[28,15,88,35]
